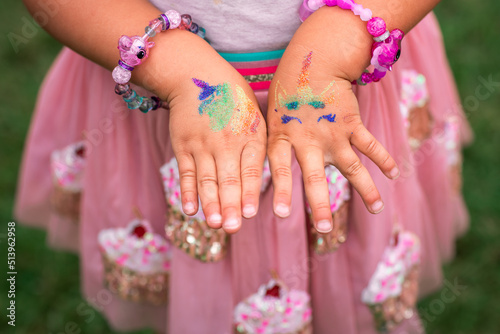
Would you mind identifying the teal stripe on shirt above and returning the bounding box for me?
[218,49,285,62]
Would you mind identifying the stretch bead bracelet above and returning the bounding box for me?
[299,0,404,85]
[112,10,206,113]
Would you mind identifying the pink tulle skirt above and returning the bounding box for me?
[15,13,471,334]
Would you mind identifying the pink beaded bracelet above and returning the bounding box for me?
[299,0,404,85]
[112,10,206,112]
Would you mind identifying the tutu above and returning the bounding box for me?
[15,1,470,331]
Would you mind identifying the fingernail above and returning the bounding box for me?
[371,200,384,214]
[223,217,240,230]
[316,220,333,233]
[183,202,195,214]
[243,205,256,218]
[275,203,290,217]
[389,167,400,179]
[208,213,222,226]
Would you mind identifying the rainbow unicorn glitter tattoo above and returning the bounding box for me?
[232,85,261,135]
[192,78,260,134]
[275,51,337,124]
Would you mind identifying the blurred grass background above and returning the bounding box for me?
[0,0,499,333]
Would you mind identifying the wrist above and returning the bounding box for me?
[132,30,214,101]
[112,10,210,108]
[289,6,374,82]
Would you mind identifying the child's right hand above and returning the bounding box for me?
[161,32,267,234]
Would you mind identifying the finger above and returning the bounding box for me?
[175,153,199,216]
[268,137,293,218]
[350,126,399,179]
[296,148,333,233]
[334,148,384,214]
[195,154,222,229]
[240,141,266,219]
[215,155,242,233]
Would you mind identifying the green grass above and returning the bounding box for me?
[1,0,500,333]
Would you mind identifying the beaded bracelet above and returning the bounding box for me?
[299,0,404,85]
[112,10,206,113]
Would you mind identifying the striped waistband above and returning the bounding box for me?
[219,49,285,91]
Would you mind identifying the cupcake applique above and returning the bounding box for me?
[99,217,171,305]
[362,230,420,332]
[160,157,272,262]
[234,278,313,334]
[50,141,86,221]
[399,70,434,151]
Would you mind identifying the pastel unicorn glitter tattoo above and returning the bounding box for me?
[275,51,337,124]
[192,78,260,134]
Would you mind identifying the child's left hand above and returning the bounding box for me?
[267,9,400,233]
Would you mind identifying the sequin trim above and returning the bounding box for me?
[50,185,81,222]
[165,207,227,262]
[243,73,275,83]
[102,254,169,305]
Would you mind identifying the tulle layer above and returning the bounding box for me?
[15,13,470,334]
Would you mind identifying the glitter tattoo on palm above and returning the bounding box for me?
[275,51,337,124]
[192,79,260,135]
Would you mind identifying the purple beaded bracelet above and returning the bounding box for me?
[299,0,404,85]
[112,10,206,113]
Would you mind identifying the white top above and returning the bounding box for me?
[150,0,303,52]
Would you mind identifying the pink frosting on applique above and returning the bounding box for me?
[98,219,171,273]
[261,158,272,193]
[361,231,421,304]
[234,279,312,333]
[306,165,350,214]
[442,116,461,166]
[399,70,429,127]
[50,141,86,191]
